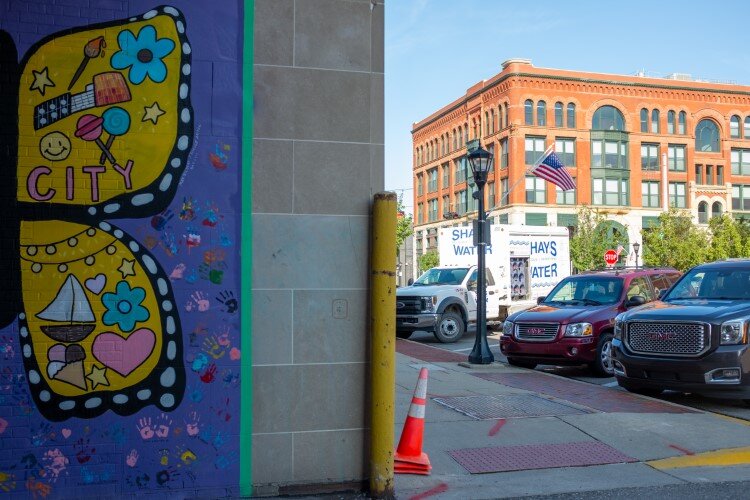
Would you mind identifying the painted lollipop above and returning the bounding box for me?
[99,107,131,164]
[75,114,116,165]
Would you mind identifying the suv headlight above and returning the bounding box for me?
[420,296,437,313]
[564,322,593,337]
[614,315,624,340]
[720,320,747,345]
[502,320,515,337]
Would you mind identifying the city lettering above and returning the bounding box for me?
[27,160,135,202]
[530,240,557,256]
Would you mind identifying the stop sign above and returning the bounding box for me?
[604,249,618,266]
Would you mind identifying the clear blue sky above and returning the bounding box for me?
[385,0,750,214]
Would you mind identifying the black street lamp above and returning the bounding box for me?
[467,142,494,365]
[633,242,641,269]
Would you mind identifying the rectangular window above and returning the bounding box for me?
[556,186,575,205]
[731,148,750,175]
[706,165,714,186]
[500,138,509,168]
[695,164,703,185]
[427,168,438,192]
[416,231,423,255]
[668,144,686,172]
[488,182,495,207]
[642,181,660,208]
[416,174,423,195]
[525,136,546,165]
[733,185,750,211]
[593,177,629,206]
[717,165,724,185]
[454,158,466,184]
[525,176,546,204]
[641,143,659,171]
[442,196,450,217]
[525,213,547,226]
[500,177,509,206]
[555,138,576,166]
[557,213,577,228]
[442,164,450,188]
[592,139,627,169]
[428,199,438,221]
[487,142,496,171]
[416,203,423,224]
[668,182,686,208]
[455,190,467,215]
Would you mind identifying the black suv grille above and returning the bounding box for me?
[516,322,559,341]
[626,321,710,357]
[396,296,422,315]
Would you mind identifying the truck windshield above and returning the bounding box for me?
[543,277,623,305]
[665,269,750,300]
[413,268,469,286]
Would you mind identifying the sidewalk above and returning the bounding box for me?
[394,339,750,499]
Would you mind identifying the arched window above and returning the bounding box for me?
[566,103,576,128]
[537,101,546,126]
[484,112,489,136]
[651,109,660,133]
[503,103,509,129]
[731,115,741,138]
[696,119,720,152]
[554,102,563,127]
[640,108,648,133]
[498,106,503,130]
[678,111,686,134]
[593,105,625,131]
[490,109,495,134]
[464,124,468,145]
[712,201,723,219]
[452,130,457,151]
[745,117,750,139]
[698,201,708,224]
[668,110,675,134]
[524,99,534,125]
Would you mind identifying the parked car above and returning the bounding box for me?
[612,259,750,402]
[500,267,681,376]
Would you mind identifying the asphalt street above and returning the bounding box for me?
[405,328,750,422]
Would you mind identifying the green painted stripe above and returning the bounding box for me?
[240,0,254,496]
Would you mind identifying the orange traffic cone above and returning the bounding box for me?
[395,367,431,475]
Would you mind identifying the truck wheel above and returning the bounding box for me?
[433,311,464,343]
[617,380,664,397]
[590,333,614,377]
[507,357,537,369]
[396,331,413,339]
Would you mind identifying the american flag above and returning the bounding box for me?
[531,150,576,191]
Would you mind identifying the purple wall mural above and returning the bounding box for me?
[0,1,244,496]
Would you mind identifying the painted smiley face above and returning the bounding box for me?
[39,132,72,161]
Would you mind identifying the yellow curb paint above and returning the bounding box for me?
[648,446,750,469]
[715,414,750,427]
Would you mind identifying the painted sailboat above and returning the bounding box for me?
[37,274,96,342]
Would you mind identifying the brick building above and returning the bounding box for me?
[411,58,750,265]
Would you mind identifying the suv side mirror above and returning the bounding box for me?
[536,296,546,305]
[626,295,647,308]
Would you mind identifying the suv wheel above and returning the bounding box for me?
[433,311,464,343]
[396,331,413,339]
[590,333,614,377]
[507,357,537,369]
[617,380,664,397]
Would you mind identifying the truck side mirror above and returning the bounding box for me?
[658,288,667,299]
[467,280,477,291]
[626,295,647,308]
[407,278,414,286]
[536,296,546,305]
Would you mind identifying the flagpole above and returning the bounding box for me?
[491,143,554,209]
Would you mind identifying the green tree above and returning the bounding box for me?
[707,214,744,261]
[641,208,708,271]
[396,196,413,254]
[569,205,628,271]
[418,250,439,273]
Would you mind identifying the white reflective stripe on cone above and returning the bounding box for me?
[408,403,426,419]
[414,378,428,399]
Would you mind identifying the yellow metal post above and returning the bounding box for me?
[369,192,397,499]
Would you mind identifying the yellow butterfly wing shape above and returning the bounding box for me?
[14,6,192,420]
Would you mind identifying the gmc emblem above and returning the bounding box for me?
[396,302,405,309]
[649,332,677,341]
[528,328,545,335]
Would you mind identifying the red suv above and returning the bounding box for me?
[500,267,681,376]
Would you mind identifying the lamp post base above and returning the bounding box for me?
[468,337,494,365]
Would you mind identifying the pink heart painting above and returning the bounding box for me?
[84,273,107,294]
[92,328,156,377]
[61,428,72,439]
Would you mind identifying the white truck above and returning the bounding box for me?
[396,225,571,343]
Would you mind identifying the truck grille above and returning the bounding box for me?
[626,321,710,357]
[516,322,559,342]
[396,297,422,315]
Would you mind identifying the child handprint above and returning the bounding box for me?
[216,290,238,313]
[190,291,210,312]
[136,417,154,440]
[200,364,217,383]
[151,209,174,231]
[155,413,173,438]
[126,449,139,467]
[185,412,201,437]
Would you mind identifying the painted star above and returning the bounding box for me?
[142,102,166,124]
[30,67,56,96]
[86,365,109,389]
[118,258,136,278]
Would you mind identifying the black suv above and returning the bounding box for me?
[613,259,750,402]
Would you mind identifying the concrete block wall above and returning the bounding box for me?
[252,0,384,493]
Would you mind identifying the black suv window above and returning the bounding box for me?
[627,277,654,301]
[667,269,750,300]
[651,272,681,297]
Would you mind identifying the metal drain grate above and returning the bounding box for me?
[449,441,637,474]
[432,394,590,420]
